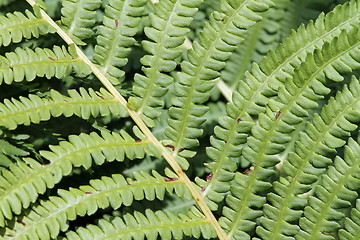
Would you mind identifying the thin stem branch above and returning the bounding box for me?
[216,78,233,102]
[25,0,227,239]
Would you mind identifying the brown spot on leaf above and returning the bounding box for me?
[17,220,26,226]
[243,166,255,174]
[275,110,281,119]
[164,177,178,182]
[165,144,175,151]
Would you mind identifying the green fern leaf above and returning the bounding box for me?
[0,45,91,85]
[244,26,360,169]
[0,87,127,130]
[221,0,295,88]
[203,0,360,213]
[295,137,360,240]
[215,16,360,240]
[0,139,28,157]
[0,130,160,226]
[92,0,147,85]
[127,0,203,127]
[234,0,360,116]
[339,200,360,240]
[164,0,274,169]
[2,171,190,239]
[257,76,360,239]
[0,0,359,239]
[63,207,216,240]
[0,9,55,47]
[0,138,29,166]
[59,0,102,45]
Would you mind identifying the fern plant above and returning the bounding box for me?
[0,0,359,239]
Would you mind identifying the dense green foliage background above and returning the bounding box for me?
[0,0,360,239]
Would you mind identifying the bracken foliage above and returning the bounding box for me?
[0,0,359,239]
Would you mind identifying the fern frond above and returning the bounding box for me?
[294,137,360,240]
[0,130,160,226]
[252,24,360,165]
[2,171,190,239]
[0,9,55,47]
[92,0,147,85]
[339,200,360,240]
[216,23,360,240]
[59,0,102,45]
[63,208,216,240]
[203,0,360,211]
[3,0,357,239]
[127,0,203,127]
[23,0,227,237]
[257,76,360,239]
[237,0,360,114]
[245,25,360,168]
[221,0,293,88]
[218,171,269,240]
[0,138,29,166]
[0,45,91,85]
[164,0,274,169]
[0,87,127,130]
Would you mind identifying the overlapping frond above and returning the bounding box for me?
[59,0,101,45]
[0,138,29,167]
[0,130,160,226]
[295,137,360,240]
[164,0,274,169]
[203,0,360,212]
[218,171,270,240]
[339,200,360,240]
[0,45,91,85]
[0,0,358,239]
[63,207,216,240]
[127,0,203,127]
[221,0,294,88]
[1,171,190,239]
[216,21,360,240]
[245,25,360,171]
[236,0,360,113]
[257,76,360,239]
[92,0,147,85]
[0,87,127,130]
[0,9,55,47]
